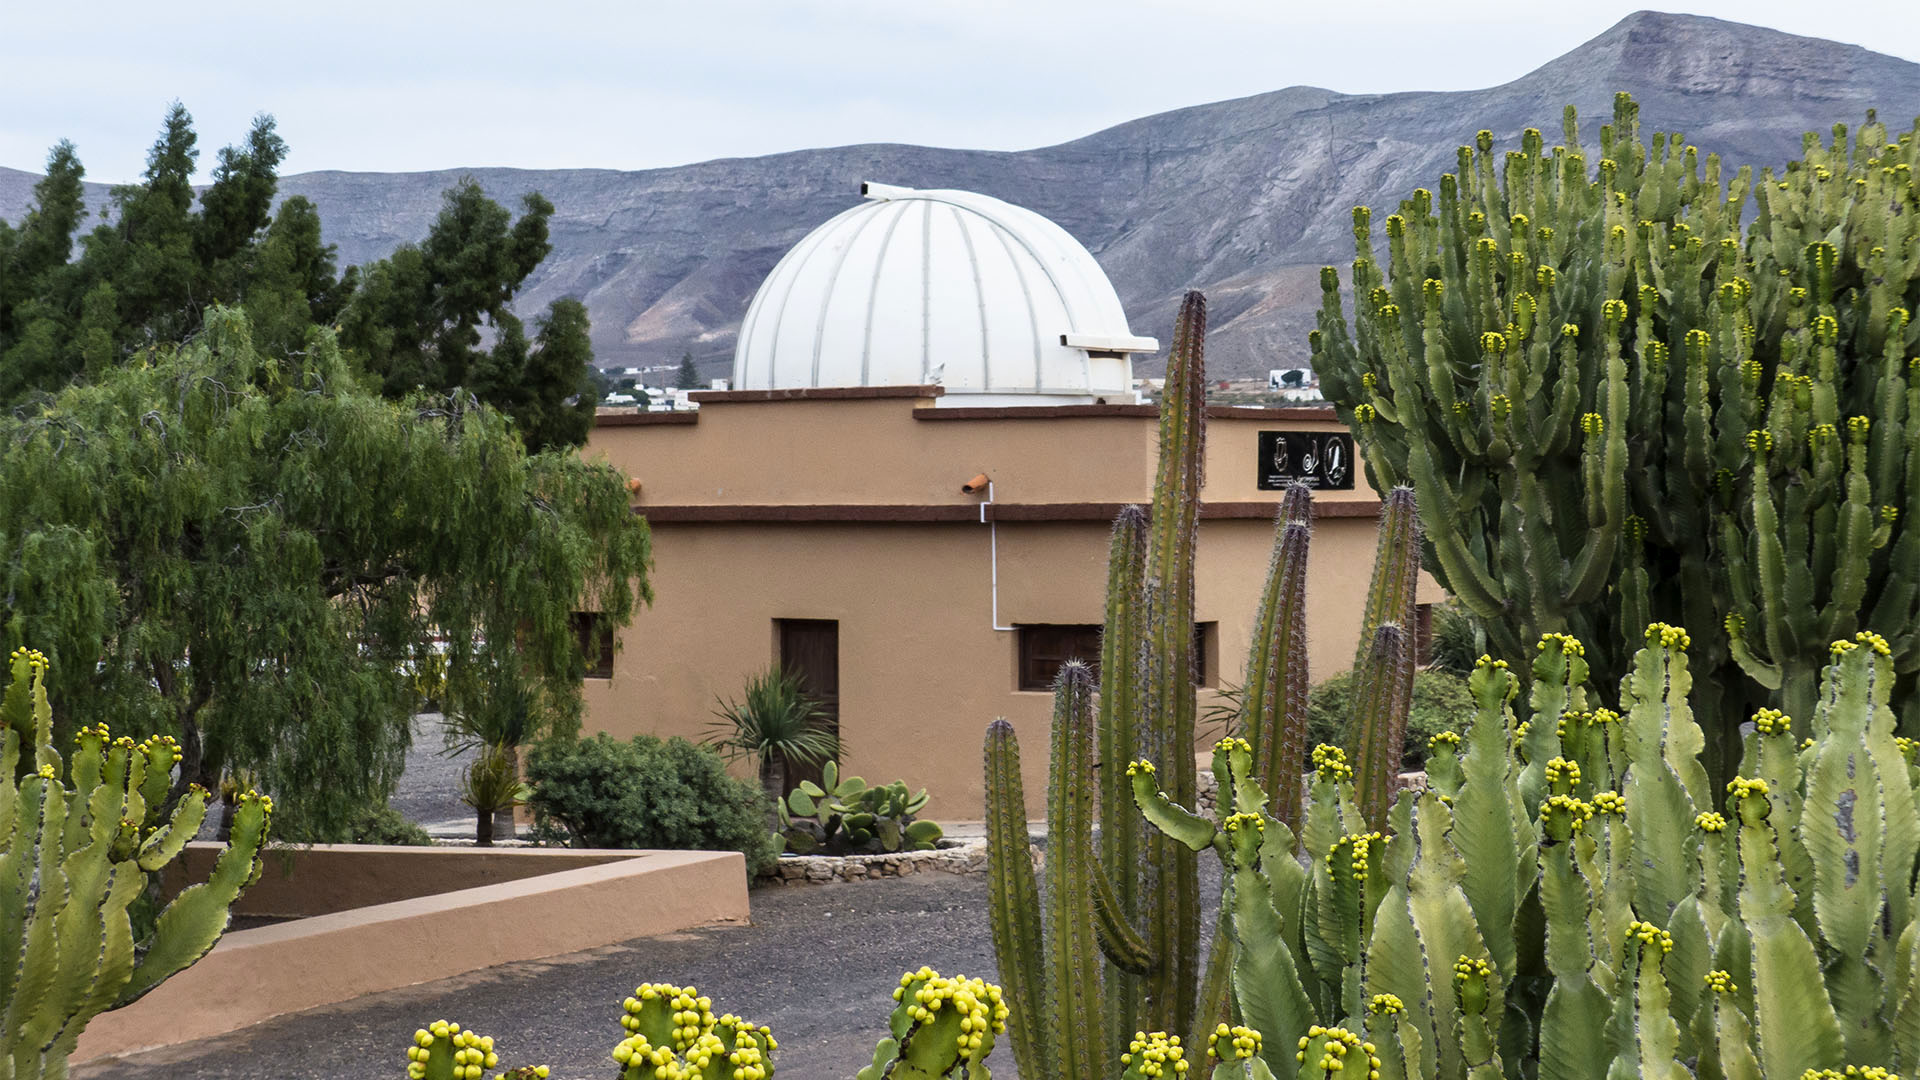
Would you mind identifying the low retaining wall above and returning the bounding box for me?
[163,842,649,918]
[76,848,748,1065]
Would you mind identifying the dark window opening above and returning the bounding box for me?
[573,612,616,680]
[1017,624,1104,692]
[1017,622,1217,691]
[1194,621,1218,688]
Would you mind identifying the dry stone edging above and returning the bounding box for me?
[759,837,1042,886]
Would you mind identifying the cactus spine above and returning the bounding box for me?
[1315,95,1920,776]
[0,647,272,1080]
[1137,624,1920,1080]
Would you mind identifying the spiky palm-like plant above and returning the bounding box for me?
[704,665,840,803]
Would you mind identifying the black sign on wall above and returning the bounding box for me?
[1257,431,1355,491]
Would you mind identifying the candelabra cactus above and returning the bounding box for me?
[403,1020,548,1080]
[1,646,272,1080]
[1133,623,1920,1080]
[1315,92,1920,776]
[857,967,1007,1080]
[985,292,1420,1076]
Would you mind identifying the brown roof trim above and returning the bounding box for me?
[916,404,1156,420]
[593,411,700,427]
[636,499,1380,524]
[689,385,944,403]
[913,403,1339,421]
[1208,404,1338,421]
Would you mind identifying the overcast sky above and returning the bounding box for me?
[4,0,1916,184]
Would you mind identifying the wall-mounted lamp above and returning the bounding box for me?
[625,477,643,496]
[961,472,990,495]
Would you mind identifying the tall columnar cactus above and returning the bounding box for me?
[0,647,271,1080]
[985,291,1217,1076]
[1239,485,1312,830]
[1314,93,1920,778]
[1135,623,1920,1080]
[985,290,1423,1079]
[1348,486,1422,829]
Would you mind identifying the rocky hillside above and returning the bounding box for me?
[5,11,1917,380]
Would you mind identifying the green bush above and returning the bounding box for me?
[526,733,779,875]
[1424,600,1481,677]
[1306,668,1472,770]
[344,804,434,846]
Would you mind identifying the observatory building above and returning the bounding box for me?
[579,183,1428,816]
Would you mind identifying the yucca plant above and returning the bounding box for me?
[704,665,839,803]
[442,653,553,845]
[459,744,530,848]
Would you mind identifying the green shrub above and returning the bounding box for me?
[526,733,779,875]
[1306,668,1472,769]
[344,804,434,846]
[1424,600,1481,676]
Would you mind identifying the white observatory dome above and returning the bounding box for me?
[732,182,1157,405]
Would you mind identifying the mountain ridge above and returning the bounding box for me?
[6,11,1918,379]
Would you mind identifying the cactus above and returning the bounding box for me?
[985,291,1215,1076]
[1135,624,1920,1080]
[778,762,943,855]
[611,983,777,1080]
[0,646,272,1080]
[404,1020,549,1080]
[858,967,1007,1080]
[1314,94,1920,779]
[985,289,1426,1077]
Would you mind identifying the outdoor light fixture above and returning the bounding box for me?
[961,473,990,495]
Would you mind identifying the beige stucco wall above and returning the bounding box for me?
[582,513,1405,820]
[576,395,1434,821]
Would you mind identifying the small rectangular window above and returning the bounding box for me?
[1193,622,1218,688]
[1017,623,1218,691]
[572,612,615,680]
[1017,624,1104,691]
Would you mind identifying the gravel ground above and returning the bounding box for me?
[78,859,1222,1080]
[77,873,1004,1080]
[81,721,1222,1078]
[389,714,488,838]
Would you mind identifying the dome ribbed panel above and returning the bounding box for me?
[732,186,1143,400]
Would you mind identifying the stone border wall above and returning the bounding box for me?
[761,837,1042,885]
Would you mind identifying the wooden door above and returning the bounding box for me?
[778,619,839,795]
